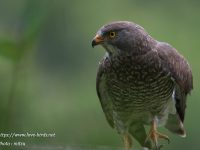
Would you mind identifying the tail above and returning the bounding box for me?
[129,122,152,149]
[165,113,186,137]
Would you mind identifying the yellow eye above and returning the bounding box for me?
[109,31,116,38]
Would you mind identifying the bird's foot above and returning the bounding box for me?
[145,120,170,150]
[147,129,170,145]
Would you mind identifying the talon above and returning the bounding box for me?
[146,119,170,149]
[156,131,170,144]
[157,132,170,144]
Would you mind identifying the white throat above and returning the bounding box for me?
[103,44,120,57]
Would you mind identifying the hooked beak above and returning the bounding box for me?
[92,34,104,48]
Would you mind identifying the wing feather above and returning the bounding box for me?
[156,42,193,122]
[96,57,114,128]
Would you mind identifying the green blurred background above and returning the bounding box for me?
[0,0,199,150]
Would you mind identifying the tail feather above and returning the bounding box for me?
[165,113,186,137]
[129,122,152,149]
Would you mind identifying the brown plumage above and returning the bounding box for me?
[92,21,193,150]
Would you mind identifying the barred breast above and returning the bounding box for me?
[104,52,174,128]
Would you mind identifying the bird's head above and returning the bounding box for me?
[92,21,155,56]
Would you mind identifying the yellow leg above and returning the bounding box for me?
[123,133,132,150]
[145,119,170,149]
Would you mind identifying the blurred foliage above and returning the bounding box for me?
[0,0,199,150]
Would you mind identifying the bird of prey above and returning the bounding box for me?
[92,21,193,150]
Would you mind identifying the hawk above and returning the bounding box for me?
[92,21,193,150]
